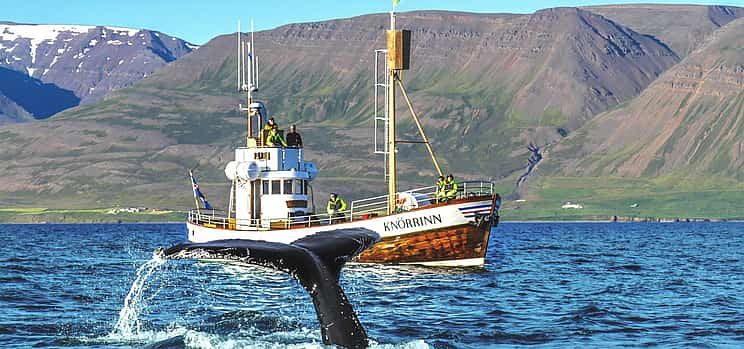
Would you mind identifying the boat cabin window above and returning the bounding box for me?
[284,180,293,194]
[271,180,281,195]
[294,179,304,195]
[262,180,270,195]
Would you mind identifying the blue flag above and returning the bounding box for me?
[190,171,213,210]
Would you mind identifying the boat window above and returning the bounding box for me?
[295,179,304,194]
[284,180,293,194]
[271,180,281,195]
[262,180,269,195]
[304,180,309,195]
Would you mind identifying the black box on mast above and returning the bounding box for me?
[386,29,411,70]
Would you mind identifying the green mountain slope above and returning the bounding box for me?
[0,8,681,211]
[510,17,744,220]
[548,17,744,179]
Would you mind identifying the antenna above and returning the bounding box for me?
[251,20,257,91]
[248,42,253,90]
[237,20,241,91]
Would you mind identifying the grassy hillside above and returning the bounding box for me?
[543,17,744,179]
[505,176,744,220]
[509,17,744,220]
[1,6,742,222]
[0,8,681,213]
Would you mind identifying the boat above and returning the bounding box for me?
[185,9,501,267]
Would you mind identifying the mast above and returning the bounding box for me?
[386,11,397,214]
[238,20,258,146]
[381,2,442,213]
[247,21,254,143]
[385,3,411,214]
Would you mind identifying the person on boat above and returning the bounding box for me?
[265,125,287,147]
[435,175,447,202]
[261,118,277,145]
[443,174,459,202]
[286,125,303,148]
[326,192,347,223]
[263,117,277,131]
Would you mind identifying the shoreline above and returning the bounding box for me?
[3,219,743,225]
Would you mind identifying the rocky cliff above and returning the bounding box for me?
[0,23,195,122]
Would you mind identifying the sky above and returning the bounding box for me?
[2,0,743,44]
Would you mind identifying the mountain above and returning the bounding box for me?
[583,4,744,57]
[0,90,33,124]
[0,23,195,122]
[544,17,744,180]
[0,6,726,212]
[5,5,742,218]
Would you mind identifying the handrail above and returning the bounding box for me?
[187,180,497,230]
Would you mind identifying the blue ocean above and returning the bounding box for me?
[1,222,743,348]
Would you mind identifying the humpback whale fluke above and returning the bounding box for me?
[162,228,380,349]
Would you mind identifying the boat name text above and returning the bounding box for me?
[383,214,442,232]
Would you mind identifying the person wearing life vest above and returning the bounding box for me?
[263,117,277,132]
[443,174,458,202]
[261,117,277,145]
[435,175,447,202]
[265,125,287,147]
[326,192,347,223]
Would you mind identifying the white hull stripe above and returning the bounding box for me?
[463,214,490,219]
[407,257,485,267]
[459,203,491,211]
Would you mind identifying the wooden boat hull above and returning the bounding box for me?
[356,221,493,266]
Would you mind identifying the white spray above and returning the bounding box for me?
[111,251,166,337]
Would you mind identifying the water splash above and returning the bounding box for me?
[111,251,166,337]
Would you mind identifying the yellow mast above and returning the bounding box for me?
[386,11,398,214]
[384,3,444,212]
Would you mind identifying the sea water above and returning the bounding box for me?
[0,223,743,348]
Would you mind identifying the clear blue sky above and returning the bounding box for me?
[3,0,743,44]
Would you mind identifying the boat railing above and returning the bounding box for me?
[188,208,363,230]
[188,180,496,230]
[349,180,495,220]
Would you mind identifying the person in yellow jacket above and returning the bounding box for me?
[435,175,447,202]
[261,118,277,145]
[326,192,347,223]
[443,174,458,202]
[265,125,287,147]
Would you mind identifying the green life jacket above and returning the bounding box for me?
[444,179,458,197]
[436,179,446,195]
[327,197,347,212]
[266,130,287,147]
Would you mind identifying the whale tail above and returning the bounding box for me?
[162,228,380,349]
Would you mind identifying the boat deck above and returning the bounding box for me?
[188,180,499,231]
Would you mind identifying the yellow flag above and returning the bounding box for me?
[393,0,400,6]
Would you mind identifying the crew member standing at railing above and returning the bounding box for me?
[327,192,347,224]
[286,125,303,148]
[265,125,287,147]
[435,175,446,202]
[261,117,277,145]
[443,174,458,202]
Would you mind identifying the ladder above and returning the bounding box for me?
[374,49,390,181]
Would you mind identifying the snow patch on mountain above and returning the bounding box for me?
[0,22,195,121]
[0,24,93,63]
